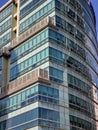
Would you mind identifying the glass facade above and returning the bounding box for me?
[0,84,59,116]
[0,32,11,47]
[0,0,98,130]
[0,5,12,22]
[0,18,12,34]
[0,4,12,48]
[10,48,49,80]
[19,0,55,33]
[0,108,59,130]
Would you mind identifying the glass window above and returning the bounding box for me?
[10,47,49,80]
[48,110,53,120]
[40,108,47,119]
[41,85,47,95]
[48,87,53,97]
[34,85,38,94]
[21,91,26,101]
[67,8,75,19]
[26,89,30,98]
[33,55,37,64]
[36,12,39,19]
[0,19,11,33]
[0,5,12,21]
[33,38,37,47]
[37,53,41,61]
[20,1,54,33]
[30,87,34,96]
[13,96,17,105]
[9,98,13,106]
[48,3,51,10]
[28,40,32,48]
[54,89,59,98]
[17,93,21,103]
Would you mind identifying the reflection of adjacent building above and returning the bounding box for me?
[0,0,98,130]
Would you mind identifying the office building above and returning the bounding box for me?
[0,0,98,130]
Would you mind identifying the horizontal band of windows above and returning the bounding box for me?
[0,84,59,112]
[67,63,91,80]
[20,0,45,19]
[0,5,12,22]
[69,94,94,115]
[0,39,11,48]
[10,47,48,78]
[56,3,84,31]
[12,57,87,85]
[70,126,93,130]
[10,120,38,130]
[84,22,97,50]
[19,0,55,33]
[49,41,86,65]
[56,0,96,38]
[11,37,85,65]
[49,55,91,80]
[0,108,59,130]
[49,34,86,60]
[66,57,91,80]
[0,32,11,44]
[67,73,92,94]
[56,0,97,50]
[0,95,59,117]
[0,25,11,35]
[79,0,94,22]
[49,29,86,59]
[70,115,96,130]
[20,0,27,6]
[10,57,49,81]
[69,103,92,117]
[20,0,26,3]
[10,44,89,85]
[10,119,60,130]
[79,0,96,33]
[11,39,48,63]
[67,0,82,15]
[11,28,86,65]
[0,19,12,34]
[55,15,85,42]
[10,48,63,82]
[20,9,55,34]
[69,93,90,108]
[55,4,84,31]
[50,77,63,84]
[11,28,48,63]
[68,83,90,97]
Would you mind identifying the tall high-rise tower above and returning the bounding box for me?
[0,0,98,130]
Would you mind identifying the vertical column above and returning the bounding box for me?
[11,0,20,40]
[92,84,98,129]
[0,57,2,94]
[0,48,10,94]
[17,0,20,37]
[59,69,70,130]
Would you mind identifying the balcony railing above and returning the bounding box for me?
[0,69,50,98]
[11,17,56,49]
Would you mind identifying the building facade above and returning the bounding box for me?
[0,0,98,130]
